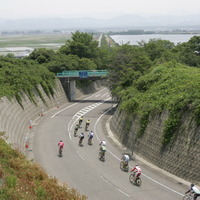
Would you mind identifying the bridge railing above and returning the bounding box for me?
[57,70,109,78]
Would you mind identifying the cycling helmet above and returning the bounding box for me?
[191,183,194,187]
[60,140,62,142]
[135,164,138,166]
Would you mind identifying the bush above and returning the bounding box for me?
[116,62,200,146]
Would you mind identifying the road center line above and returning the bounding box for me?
[116,188,130,197]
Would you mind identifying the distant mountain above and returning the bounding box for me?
[0,14,200,31]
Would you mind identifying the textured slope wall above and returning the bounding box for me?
[0,79,68,153]
[0,79,104,157]
[110,107,200,185]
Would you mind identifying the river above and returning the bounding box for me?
[110,34,200,45]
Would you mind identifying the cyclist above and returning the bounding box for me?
[74,124,79,136]
[58,140,64,156]
[85,119,90,131]
[185,184,200,200]
[121,154,130,168]
[88,131,94,144]
[79,116,83,127]
[79,133,84,146]
[58,140,64,149]
[99,139,106,147]
[99,144,106,159]
[130,164,142,180]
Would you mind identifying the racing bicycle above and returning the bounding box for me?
[58,147,63,157]
[129,172,142,186]
[98,150,105,161]
[120,161,129,172]
[182,192,194,200]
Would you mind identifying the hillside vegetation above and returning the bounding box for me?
[116,62,200,145]
[0,138,87,200]
[108,36,200,146]
[0,56,56,107]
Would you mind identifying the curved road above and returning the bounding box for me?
[33,87,188,200]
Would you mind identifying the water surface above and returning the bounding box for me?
[110,34,200,45]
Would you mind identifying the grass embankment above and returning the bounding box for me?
[0,138,87,200]
[118,62,200,146]
[0,56,56,107]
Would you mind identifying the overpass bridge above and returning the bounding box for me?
[56,70,109,101]
[56,70,109,80]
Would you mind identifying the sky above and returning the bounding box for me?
[1,0,200,19]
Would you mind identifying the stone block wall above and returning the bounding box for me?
[110,107,200,185]
[0,79,105,157]
[0,79,68,153]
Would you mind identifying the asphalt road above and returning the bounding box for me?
[33,87,189,200]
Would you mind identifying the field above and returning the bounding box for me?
[0,32,72,56]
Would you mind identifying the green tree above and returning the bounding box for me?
[28,48,56,64]
[173,36,200,67]
[46,54,80,73]
[109,44,152,93]
[141,39,175,62]
[59,31,99,59]
[78,58,97,70]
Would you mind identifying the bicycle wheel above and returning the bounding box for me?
[59,148,62,157]
[79,139,83,146]
[74,130,77,137]
[98,151,102,160]
[135,177,142,187]
[129,174,135,183]
[120,161,124,170]
[88,138,92,145]
[182,195,191,200]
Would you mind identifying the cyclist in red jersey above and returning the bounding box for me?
[130,164,142,180]
[58,140,64,149]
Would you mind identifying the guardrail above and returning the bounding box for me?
[57,70,109,78]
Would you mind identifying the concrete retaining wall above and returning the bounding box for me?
[110,107,200,185]
[0,79,68,153]
[0,79,105,156]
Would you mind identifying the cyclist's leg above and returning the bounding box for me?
[59,147,62,155]
[134,172,137,180]
[135,172,141,180]
[194,194,200,200]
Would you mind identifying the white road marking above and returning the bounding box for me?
[101,175,130,198]
[142,174,184,196]
[116,188,130,197]
[52,88,184,198]
[51,87,107,118]
[76,151,84,160]
[94,104,184,197]
[102,92,109,97]
[66,90,108,140]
